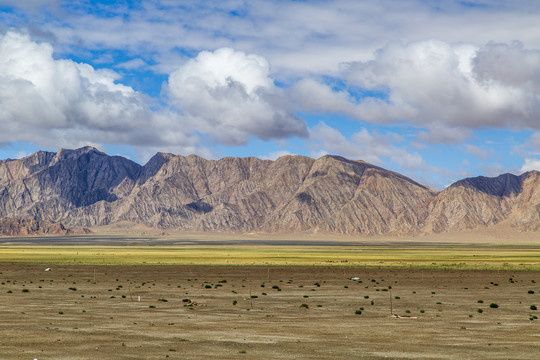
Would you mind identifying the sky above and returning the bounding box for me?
[0,0,539,190]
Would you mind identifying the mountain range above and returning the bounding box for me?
[1,146,539,236]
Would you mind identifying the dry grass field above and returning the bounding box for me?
[1,263,539,359]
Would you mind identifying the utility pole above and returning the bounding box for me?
[389,289,393,315]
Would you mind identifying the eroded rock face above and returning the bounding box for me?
[1,147,540,235]
[424,171,540,233]
[0,217,64,236]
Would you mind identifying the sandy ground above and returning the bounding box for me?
[1,264,539,359]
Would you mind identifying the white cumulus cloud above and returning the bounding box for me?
[167,47,308,146]
[520,158,540,173]
[0,31,204,157]
[294,39,540,144]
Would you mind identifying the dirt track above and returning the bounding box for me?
[1,264,539,359]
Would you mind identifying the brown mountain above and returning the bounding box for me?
[0,147,539,235]
[424,171,540,233]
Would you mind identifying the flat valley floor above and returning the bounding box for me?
[1,264,539,359]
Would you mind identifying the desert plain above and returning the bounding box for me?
[1,234,540,359]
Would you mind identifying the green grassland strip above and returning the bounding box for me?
[0,244,539,270]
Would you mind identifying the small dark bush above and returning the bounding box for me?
[489,303,499,308]
[530,305,537,311]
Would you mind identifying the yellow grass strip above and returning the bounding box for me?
[0,244,540,270]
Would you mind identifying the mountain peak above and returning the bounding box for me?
[0,148,539,235]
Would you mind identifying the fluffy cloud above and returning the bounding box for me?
[520,158,540,173]
[294,39,540,143]
[473,41,540,91]
[167,47,307,146]
[0,31,204,157]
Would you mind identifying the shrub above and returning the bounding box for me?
[232,300,237,305]
[300,303,309,309]
[528,290,535,294]
[477,300,484,303]
[22,288,29,293]
[355,309,362,315]
[489,303,499,308]
[477,309,483,313]
[182,298,190,302]
[530,305,537,311]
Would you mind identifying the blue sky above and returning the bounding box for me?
[0,0,539,189]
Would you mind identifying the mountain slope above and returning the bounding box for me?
[424,172,540,233]
[0,146,141,222]
[1,147,540,235]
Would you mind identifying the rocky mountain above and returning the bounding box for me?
[425,171,540,233]
[0,146,538,235]
[0,218,92,236]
